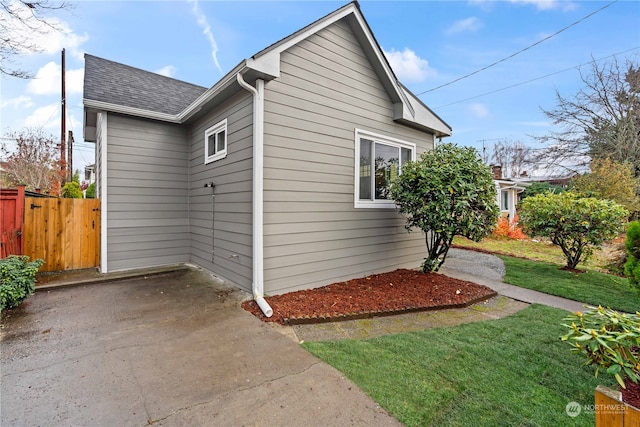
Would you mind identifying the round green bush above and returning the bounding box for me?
[0,255,45,311]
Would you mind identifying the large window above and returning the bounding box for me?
[204,119,227,164]
[355,129,415,208]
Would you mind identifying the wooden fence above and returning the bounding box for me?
[23,197,100,272]
[595,385,640,427]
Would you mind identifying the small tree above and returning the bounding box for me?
[571,158,640,218]
[85,182,96,199]
[519,192,628,269]
[0,129,61,193]
[61,171,82,198]
[390,143,499,272]
[625,221,640,290]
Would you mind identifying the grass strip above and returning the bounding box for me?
[303,305,618,427]
[499,255,639,313]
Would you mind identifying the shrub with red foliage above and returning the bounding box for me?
[493,214,527,240]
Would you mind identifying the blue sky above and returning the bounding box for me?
[1,0,639,178]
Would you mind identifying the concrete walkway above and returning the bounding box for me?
[28,249,588,345]
[1,268,401,426]
[440,248,587,313]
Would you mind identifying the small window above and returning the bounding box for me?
[355,129,416,208]
[501,190,509,211]
[204,119,227,164]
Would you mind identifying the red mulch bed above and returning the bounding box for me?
[241,269,497,325]
[623,377,640,409]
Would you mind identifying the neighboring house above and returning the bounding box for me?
[518,173,577,189]
[491,165,528,220]
[84,164,96,185]
[82,2,451,315]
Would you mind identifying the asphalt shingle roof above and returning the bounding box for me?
[83,54,208,116]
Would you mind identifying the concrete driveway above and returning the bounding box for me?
[1,268,400,426]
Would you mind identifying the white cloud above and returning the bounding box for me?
[383,48,436,83]
[1,96,33,109]
[509,0,577,11]
[155,65,177,78]
[23,103,60,129]
[21,104,81,135]
[188,0,224,75]
[468,103,489,118]
[1,0,88,61]
[470,0,576,11]
[446,17,482,35]
[27,62,84,95]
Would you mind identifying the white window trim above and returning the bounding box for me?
[501,190,510,212]
[204,119,228,164]
[354,128,416,209]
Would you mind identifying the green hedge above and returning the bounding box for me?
[625,220,640,291]
[0,255,44,312]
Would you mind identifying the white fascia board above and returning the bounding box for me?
[249,5,356,70]
[246,55,281,78]
[398,86,452,136]
[178,61,248,122]
[349,10,407,108]
[83,99,180,123]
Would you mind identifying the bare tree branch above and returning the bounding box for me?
[0,0,72,78]
[535,56,640,176]
[489,139,534,178]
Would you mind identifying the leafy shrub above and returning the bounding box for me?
[0,255,45,312]
[390,143,499,272]
[562,306,639,389]
[519,192,628,269]
[625,221,640,290]
[492,214,527,240]
[61,181,83,198]
[85,182,96,199]
[521,181,564,199]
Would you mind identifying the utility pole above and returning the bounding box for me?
[60,48,67,185]
[67,130,74,182]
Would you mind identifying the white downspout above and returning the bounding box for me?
[237,73,273,318]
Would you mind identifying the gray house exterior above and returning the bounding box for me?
[83,2,451,314]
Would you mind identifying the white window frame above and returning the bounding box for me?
[501,189,510,211]
[354,128,416,209]
[204,119,228,164]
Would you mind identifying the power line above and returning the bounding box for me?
[434,46,639,108]
[417,0,619,96]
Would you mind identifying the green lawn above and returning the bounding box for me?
[499,255,640,313]
[303,305,618,427]
[451,236,616,272]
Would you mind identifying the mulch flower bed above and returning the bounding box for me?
[623,378,640,409]
[242,268,497,325]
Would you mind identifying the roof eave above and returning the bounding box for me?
[83,99,181,124]
[178,60,249,122]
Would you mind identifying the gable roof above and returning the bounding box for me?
[84,1,451,137]
[84,55,207,116]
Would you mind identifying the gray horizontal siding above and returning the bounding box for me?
[187,91,254,293]
[105,114,189,272]
[262,18,434,295]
